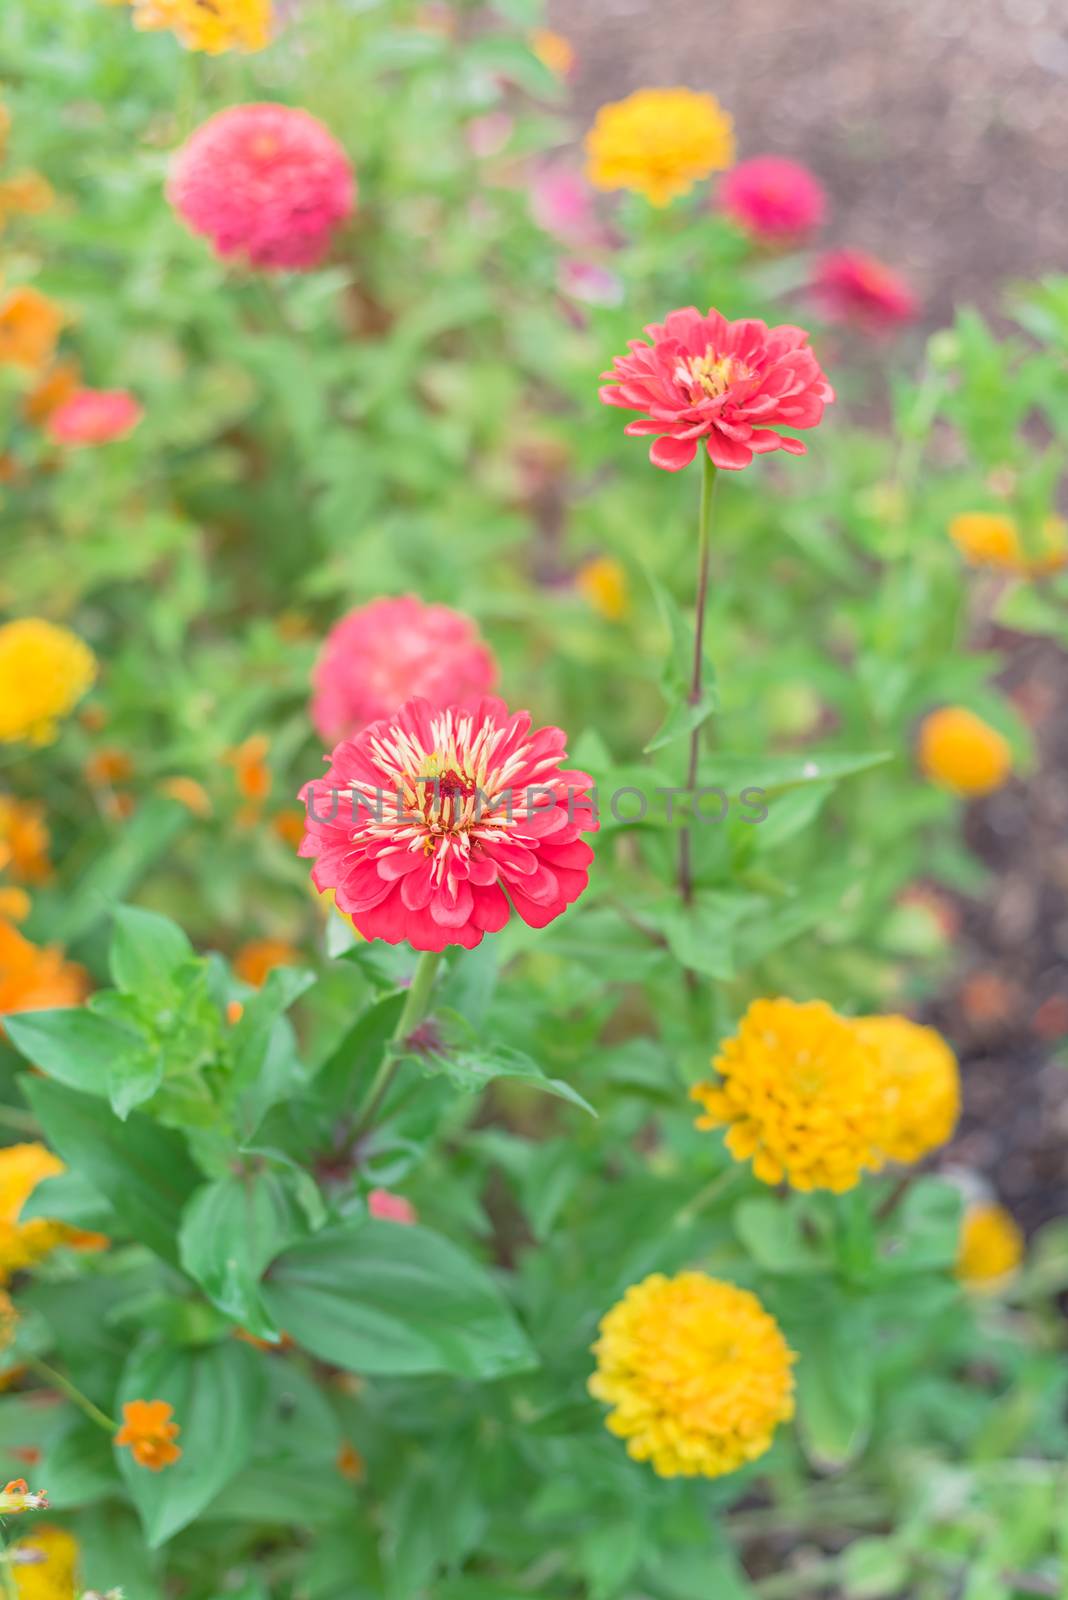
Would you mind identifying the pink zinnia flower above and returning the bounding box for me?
[718,155,827,241]
[530,164,602,247]
[600,305,834,472]
[167,103,355,272]
[48,388,143,446]
[311,596,498,745]
[812,249,919,332]
[299,696,597,951]
[368,1188,417,1224]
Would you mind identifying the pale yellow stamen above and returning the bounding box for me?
[675,349,747,402]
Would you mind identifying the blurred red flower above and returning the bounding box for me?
[812,249,919,332]
[718,155,827,241]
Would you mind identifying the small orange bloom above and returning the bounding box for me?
[0,288,64,372]
[226,999,244,1025]
[336,1440,365,1482]
[0,798,51,884]
[84,748,134,787]
[0,889,31,923]
[0,173,56,222]
[0,920,89,1026]
[157,775,212,818]
[918,707,1013,797]
[233,937,301,988]
[114,1399,181,1471]
[530,28,575,78]
[225,734,271,825]
[271,808,305,849]
[24,359,81,427]
[949,511,1067,576]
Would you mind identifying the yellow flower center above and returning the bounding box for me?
[675,350,749,403]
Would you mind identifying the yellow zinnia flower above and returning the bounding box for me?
[918,706,1013,798]
[948,511,1068,576]
[956,1201,1023,1291]
[0,620,96,747]
[0,288,64,373]
[12,1523,80,1600]
[589,1271,795,1478]
[0,1142,107,1283]
[586,87,734,205]
[127,0,271,53]
[855,1014,960,1165]
[692,998,886,1192]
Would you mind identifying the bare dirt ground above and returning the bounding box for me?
[554,0,1068,1229]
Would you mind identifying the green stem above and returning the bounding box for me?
[0,1535,16,1600]
[0,1107,41,1136]
[754,1555,842,1598]
[673,1165,742,1228]
[678,454,718,906]
[355,950,443,1135]
[26,1357,116,1434]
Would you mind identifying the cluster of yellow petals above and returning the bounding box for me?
[0,1142,107,1283]
[114,1398,182,1470]
[0,922,89,1030]
[0,621,97,747]
[854,1014,960,1164]
[12,1523,80,1600]
[918,706,1013,797]
[589,1271,795,1478]
[126,0,271,54]
[949,511,1068,576]
[576,556,630,621]
[956,1202,1024,1291]
[586,87,735,206]
[0,288,64,374]
[693,998,888,1192]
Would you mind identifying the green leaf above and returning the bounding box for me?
[44,1415,121,1509]
[23,1076,201,1268]
[312,988,406,1111]
[263,1219,537,1380]
[643,576,718,754]
[842,1537,911,1598]
[411,1010,595,1117]
[703,749,892,796]
[109,906,194,998]
[18,1169,115,1233]
[117,1337,265,1546]
[50,798,189,945]
[2,1007,143,1098]
[787,1290,874,1471]
[179,1171,304,1339]
[734,1198,832,1276]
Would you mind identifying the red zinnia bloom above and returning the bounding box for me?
[311,596,497,745]
[600,306,833,472]
[299,696,597,951]
[812,249,919,332]
[168,103,355,272]
[48,388,143,446]
[718,155,827,241]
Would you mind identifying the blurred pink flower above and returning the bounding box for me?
[558,259,623,308]
[310,596,498,745]
[600,305,834,472]
[368,1188,417,1225]
[718,155,827,241]
[168,103,355,272]
[48,388,143,446]
[811,249,919,332]
[466,112,513,160]
[530,164,603,247]
[299,696,597,950]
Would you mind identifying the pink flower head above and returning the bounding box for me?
[299,696,598,951]
[718,155,827,241]
[530,164,602,247]
[311,596,498,745]
[558,260,624,308]
[812,249,919,332]
[600,306,834,472]
[368,1188,417,1224]
[48,388,143,446]
[167,103,355,272]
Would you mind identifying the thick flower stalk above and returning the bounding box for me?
[692,998,887,1191]
[299,696,597,950]
[590,1272,795,1477]
[600,306,833,471]
[168,104,355,272]
[311,597,498,744]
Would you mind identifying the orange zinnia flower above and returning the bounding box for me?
[157,775,212,817]
[233,937,301,988]
[114,1399,181,1471]
[0,287,64,372]
[225,733,271,825]
[23,358,81,426]
[0,798,52,884]
[0,920,88,1025]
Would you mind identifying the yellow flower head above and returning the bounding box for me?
[127,0,271,53]
[918,706,1012,798]
[957,1201,1023,1291]
[0,798,52,885]
[692,998,886,1192]
[948,511,1068,576]
[0,288,64,373]
[530,28,575,79]
[576,556,630,621]
[586,87,734,206]
[0,621,96,747]
[0,1142,106,1283]
[855,1014,960,1165]
[589,1271,795,1478]
[12,1523,79,1600]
